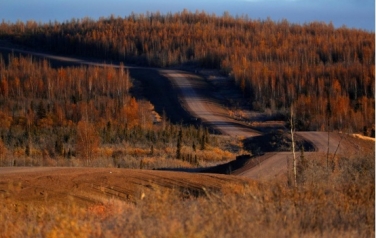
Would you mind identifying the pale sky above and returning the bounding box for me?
[1,0,374,31]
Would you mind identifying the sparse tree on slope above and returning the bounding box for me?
[76,120,99,166]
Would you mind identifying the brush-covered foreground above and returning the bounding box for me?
[0,153,373,237]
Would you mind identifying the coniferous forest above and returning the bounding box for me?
[0,11,374,165]
[0,10,374,238]
[1,11,374,133]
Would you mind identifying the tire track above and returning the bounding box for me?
[0,44,360,180]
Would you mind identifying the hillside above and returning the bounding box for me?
[0,11,374,237]
[0,11,374,134]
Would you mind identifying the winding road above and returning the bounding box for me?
[0,44,363,180]
[161,71,260,138]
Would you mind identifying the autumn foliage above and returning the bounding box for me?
[0,11,374,133]
[76,120,99,165]
[0,55,152,163]
[0,54,234,165]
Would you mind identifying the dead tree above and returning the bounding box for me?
[290,105,297,187]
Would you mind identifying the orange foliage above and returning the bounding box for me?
[0,111,12,130]
[0,138,7,164]
[76,120,100,165]
[0,11,374,132]
[122,97,139,128]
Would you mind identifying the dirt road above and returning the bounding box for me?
[0,45,260,137]
[161,70,371,180]
[235,131,374,179]
[162,71,260,137]
[0,45,372,181]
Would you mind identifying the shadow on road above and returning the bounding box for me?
[0,47,200,127]
[157,154,255,175]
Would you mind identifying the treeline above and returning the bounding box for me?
[0,10,374,133]
[0,55,226,166]
[0,55,135,128]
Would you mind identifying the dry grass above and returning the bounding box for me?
[0,153,373,237]
[0,140,240,169]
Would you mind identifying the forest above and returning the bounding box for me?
[0,11,374,163]
[0,55,236,167]
[0,10,374,134]
[0,11,374,237]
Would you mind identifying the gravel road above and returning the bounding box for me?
[0,44,369,180]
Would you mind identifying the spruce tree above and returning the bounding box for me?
[176,128,182,159]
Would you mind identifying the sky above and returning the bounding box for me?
[1,0,374,31]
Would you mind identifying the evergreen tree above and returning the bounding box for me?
[200,134,206,150]
[150,144,154,156]
[55,137,64,156]
[176,128,182,159]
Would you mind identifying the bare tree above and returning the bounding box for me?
[76,120,99,166]
[290,104,297,187]
[326,91,332,171]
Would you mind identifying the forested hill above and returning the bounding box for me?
[0,11,374,133]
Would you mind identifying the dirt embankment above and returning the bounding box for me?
[0,167,249,206]
[1,44,374,181]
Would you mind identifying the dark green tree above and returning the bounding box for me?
[200,134,206,150]
[176,128,183,159]
[55,137,64,156]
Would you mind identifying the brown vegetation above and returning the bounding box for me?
[0,11,374,133]
[0,12,374,237]
[0,152,373,237]
[0,55,239,167]
[76,120,100,166]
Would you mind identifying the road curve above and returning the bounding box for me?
[161,71,260,137]
[0,45,260,137]
[296,132,341,153]
[0,44,360,180]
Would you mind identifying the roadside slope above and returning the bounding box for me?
[1,44,372,181]
[0,167,250,206]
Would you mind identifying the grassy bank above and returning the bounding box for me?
[0,153,373,237]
